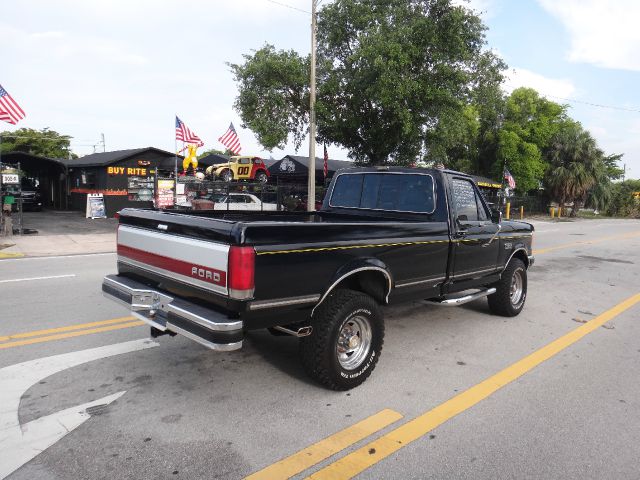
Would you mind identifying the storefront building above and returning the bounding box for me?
[65,147,180,217]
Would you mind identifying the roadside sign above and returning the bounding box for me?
[86,193,106,219]
[156,179,175,208]
[2,173,19,184]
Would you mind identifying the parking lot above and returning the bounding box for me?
[1,218,639,479]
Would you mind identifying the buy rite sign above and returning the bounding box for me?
[107,166,148,176]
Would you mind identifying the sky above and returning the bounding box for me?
[1,0,639,179]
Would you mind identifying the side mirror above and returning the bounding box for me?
[491,209,502,224]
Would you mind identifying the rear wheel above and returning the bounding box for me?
[299,289,384,390]
[488,258,527,317]
[255,171,268,184]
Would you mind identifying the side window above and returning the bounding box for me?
[452,179,479,222]
[331,174,363,208]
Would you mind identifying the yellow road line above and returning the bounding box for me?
[0,316,136,342]
[0,252,24,259]
[245,409,403,480]
[534,230,640,255]
[307,292,640,480]
[0,321,145,350]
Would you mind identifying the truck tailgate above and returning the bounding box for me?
[117,225,230,296]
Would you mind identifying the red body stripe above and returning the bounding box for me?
[118,244,227,287]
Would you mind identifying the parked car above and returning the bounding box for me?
[209,193,278,211]
[206,156,270,183]
[103,167,534,390]
[4,179,43,212]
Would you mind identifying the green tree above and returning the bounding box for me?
[0,127,74,158]
[601,153,624,180]
[426,104,480,173]
[495,88,567,192]
[198,148,229,157]
[544,121,603,215]
[230,0,504,165]
[472,52,507,177]
[495,129,545,192]
[230,45,310,151]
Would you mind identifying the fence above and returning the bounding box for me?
[483,194,549,217]
[171,178,328,212]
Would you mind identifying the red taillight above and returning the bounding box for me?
[228,246,255,299]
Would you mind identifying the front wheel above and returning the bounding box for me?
[299,289,384,390]
[488,258,527,317]
[221,170,233,182]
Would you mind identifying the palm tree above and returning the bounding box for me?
[544,122,602,216]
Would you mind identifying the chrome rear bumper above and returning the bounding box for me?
[102,274,243,351]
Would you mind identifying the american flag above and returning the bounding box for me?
[218,122,241,155]
[323,144,329,179]
[0,84,26,125]
[175,116,203,146]
[504,168,516,189]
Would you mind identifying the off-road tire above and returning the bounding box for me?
[488,258,527,317]
[299,289,384,390]
[221,169,233,182]
[255,171,268,184]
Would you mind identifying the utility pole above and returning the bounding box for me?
[307,0,317,212]
[101,133,106,152]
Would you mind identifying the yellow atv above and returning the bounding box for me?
[206,156,270,183]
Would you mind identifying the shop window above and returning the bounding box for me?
[128,176,154,201]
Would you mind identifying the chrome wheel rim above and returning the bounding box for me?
[336,316,372,371]
[510,269,524,305]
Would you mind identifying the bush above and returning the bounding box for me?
[605,180,640,218]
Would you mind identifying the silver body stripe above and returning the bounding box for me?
[118,225,229,295]
[248,295,321,311]
[395,276,446,288]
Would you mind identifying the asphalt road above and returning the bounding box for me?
[0,218,639,479]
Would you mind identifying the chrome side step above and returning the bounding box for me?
[425,288,496,307]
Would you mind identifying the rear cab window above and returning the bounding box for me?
[330,172,436,214]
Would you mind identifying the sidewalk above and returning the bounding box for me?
[1,233,116,258]
[0,211,117,259]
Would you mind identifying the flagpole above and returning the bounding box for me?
[307,0,317,212]
[0,131,3,230]
[174,116,178,205]
[501,158,507,203]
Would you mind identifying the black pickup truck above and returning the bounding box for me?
[103,167,534,390]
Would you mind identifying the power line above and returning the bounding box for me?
[503,83,640,113]
[265,0,310,14]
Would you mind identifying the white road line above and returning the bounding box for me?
[0,252,116,262]
[0,338,158,479]
[0,274,76,284]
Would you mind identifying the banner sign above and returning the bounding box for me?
[156,179,175,208]
[86,193,107,219]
